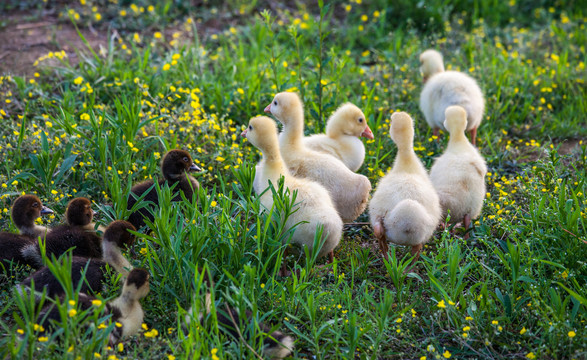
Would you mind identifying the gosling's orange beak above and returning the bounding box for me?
[360,124,374,139]
[264,104,272,113]
[241,129,248,138]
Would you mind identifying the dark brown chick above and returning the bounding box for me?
[11,194,54,238]
[127,149,201,230]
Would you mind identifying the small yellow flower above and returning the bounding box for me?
[443,350,451,358]
[260,283,265,289]
[117,343,124,352]
[568,331,576,338]
[210,201,217,207]
[38,336,49,342]
[520,327,527,335]
[168,356,176,360]
[526,352,536,359]
[17,329,24,335]
[395,318,402,323]
[437,300,446,308]
[74,77,83,85]
[68,345,74,352]
[492,320,499,325]
[162,63,171,71]
[68,309,77,317]
[91,299,102,306]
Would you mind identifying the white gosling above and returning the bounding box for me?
[242,116,342,264]
[303,103,374,172]
[419,49,485,145]
[369,112,441,259]
[265,92,371,223]
[429,105,487,238]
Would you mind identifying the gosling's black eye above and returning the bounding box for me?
[358,118,363,123]
[249,125,253,130]
[32,202,39,208]
[183,157,189,162]
[274,100,277,105]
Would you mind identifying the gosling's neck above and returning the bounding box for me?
[393,141,422,174]
[261,141,287,184]
[278,109,305,151]
[446,131,471,153]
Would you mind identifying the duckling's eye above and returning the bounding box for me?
[32,202,39,208]
[273,100,277,106]
[358,118,363,123]
[183,156,189,162]
[248,125,253,130]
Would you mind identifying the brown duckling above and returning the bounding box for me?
[184,268,294,359]
[127,149,201,230]
[0,233,37,270]
[101,220,136,277]
[21,225,102,269]
[18,221,137,297]
[0,195,53,270]
[19,256,107,298]
[37,268,150,344]
[11,194,54,238]
[65,197,106,233]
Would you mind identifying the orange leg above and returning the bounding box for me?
[463,214,471,240]
[470,127,478,146]
[411,244,423,262]
[373,221,389,258]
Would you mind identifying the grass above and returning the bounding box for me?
[0,1,586,359]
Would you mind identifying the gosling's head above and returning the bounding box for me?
[241,116,279,153]
[123,268,150,300]
[443,105,468,135]
[161,149,201,180]
[419,49,445,82]
[66,197,95,226]
[327,103,373,139]
[389,112,414,147]
[264,92,303,125]
[104,220,137,249]
[11,195,53,229]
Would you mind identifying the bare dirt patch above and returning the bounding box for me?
[0,11,107,76]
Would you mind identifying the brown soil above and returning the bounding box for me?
[0,10,107,76]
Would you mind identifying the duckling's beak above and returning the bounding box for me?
[41,206,54,215]
[264,104,272,113]
[360,125,374,139]
[241,129,248,138]
[189,163,202,172]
